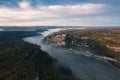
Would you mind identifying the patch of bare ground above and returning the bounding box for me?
[107,45,120,52]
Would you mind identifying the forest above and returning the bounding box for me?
[64,28,120,68]
[46,28,120,69]
[0,31,74,80]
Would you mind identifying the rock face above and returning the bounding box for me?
[45,33,66,46]
[52,34,66,46]
[44,29,120,62]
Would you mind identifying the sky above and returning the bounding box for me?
[0,0,120,26]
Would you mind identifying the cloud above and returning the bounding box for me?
[0,1,110,26]
[43,4,105,15]
[19,1,31,9]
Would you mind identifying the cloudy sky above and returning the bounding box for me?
[0,0,120,26]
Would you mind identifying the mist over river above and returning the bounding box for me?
[23,28,120,80]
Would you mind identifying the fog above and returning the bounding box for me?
[40,28,66,37]
[23,28,120,80]
[0,28,4,31]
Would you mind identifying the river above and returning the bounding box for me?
[23,28,120,80]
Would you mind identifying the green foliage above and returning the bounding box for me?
[0,32,74,80]
[0,31,38,41]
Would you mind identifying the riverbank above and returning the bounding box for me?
[24,28,120,80]
[44,28,120,69]
[0,31,76,80]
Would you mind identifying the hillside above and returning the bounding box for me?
[0,31,75,80]
[45,28,120,68]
